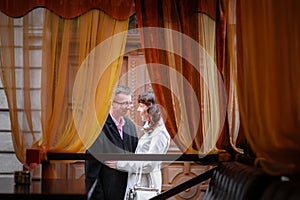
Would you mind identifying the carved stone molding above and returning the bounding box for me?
[162,162,210,200]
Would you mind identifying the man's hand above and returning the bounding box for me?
[105,160,117,169]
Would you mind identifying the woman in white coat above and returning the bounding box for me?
[106,91,170,199]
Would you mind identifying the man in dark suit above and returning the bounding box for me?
[85,85,138,200]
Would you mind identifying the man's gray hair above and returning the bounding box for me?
[115,85,131,96]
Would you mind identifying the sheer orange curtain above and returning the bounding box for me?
[236,0,300,175]
[0,10,43,163]
[135,0,230,154]
[40,10,129,153]
[0,7,131,162]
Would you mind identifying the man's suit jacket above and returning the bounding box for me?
[85,114,138,200]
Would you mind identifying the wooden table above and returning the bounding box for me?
[0,177,95,200]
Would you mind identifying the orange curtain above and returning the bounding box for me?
[135,0,231,154]
[236,0,300,175]
[0,8,131,163]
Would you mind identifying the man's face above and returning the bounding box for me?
[112,93,133,117]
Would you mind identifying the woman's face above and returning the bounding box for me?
[137,103,150,122]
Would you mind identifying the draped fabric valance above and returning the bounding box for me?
[0,0,135,20]
[0,0,219,20]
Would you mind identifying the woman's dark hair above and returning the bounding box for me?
[138,91,161,125]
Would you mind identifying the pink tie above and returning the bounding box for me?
[117,125,123,139]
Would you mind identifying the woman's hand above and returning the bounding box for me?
[105,160,117,169]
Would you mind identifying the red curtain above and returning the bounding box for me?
[135,0,230,153]
[0,0,135,19]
